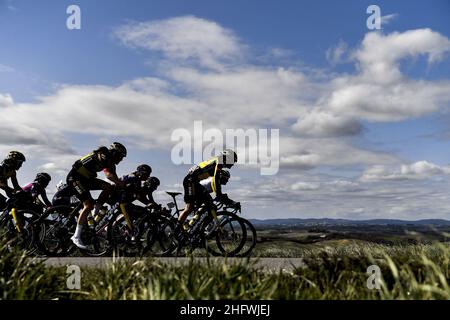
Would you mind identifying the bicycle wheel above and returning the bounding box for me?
[236,217,257,257]
[107,214,147,257]
[79,222,111,257]
[0,210,38,254]
[204,212,247,257]
[37,206,76,257]
[145,214,177,256]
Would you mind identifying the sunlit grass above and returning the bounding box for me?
[1,236,448,299]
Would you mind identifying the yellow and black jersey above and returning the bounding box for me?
[188,157,222,194]
[72,147,116,179]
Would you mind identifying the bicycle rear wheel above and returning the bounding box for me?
[145,214,177,257]
[107,214,149,257]
[37,206,76,257]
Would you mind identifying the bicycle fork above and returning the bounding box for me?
[210,207,224,234]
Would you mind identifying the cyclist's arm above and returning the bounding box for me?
[104,167,123,186]
[136,193,151,206]
[10,173,21,191]
[0,179,14,195]
[142,190,157,206]
[39,189,52,207]
[211,162,223,196]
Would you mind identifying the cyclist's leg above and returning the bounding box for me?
[91,178,113,213]
[0,193,7,211]
[178,175,196,224]
[67,170,94,248]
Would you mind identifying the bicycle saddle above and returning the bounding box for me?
[166,191,182,197]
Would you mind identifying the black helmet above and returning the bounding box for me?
[136,164,152,178]
[220,170,231,184]
[7,151,26,162]
[6,151,26,169]
[145,176,160,190]
[35,172,51,185]
[220,149,238,166]
[109,142,127,157]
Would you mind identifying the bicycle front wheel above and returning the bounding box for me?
[236,217,257,257]
[204,212,247,257]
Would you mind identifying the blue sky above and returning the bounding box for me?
[1,0,450,220]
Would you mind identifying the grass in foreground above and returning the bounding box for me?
[0,239,449,299]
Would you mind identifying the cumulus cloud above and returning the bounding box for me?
[114,16,243,70]
[231,171,450,220]
[280,136,396,169]
[292,111,362,137]
[361,161,450,181]
[354,28,450,83]
[299,28,450,134]
[1,17,450,198]
[326,40,349,65]
[0,93,13,107]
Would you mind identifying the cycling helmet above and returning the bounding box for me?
[35,172,51,185]
[220,170,231,184]
[5,151,26,169]
[109,142,127,157]
[56,180,68,191]
[6,151,26,162]
[144,176,160,190]
[136,164,152,179]
[220,149,238,166]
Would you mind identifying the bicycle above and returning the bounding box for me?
[0,192,40,254]
[35,200,82,256]
[105,201,160,257]
[215,200,257,257]
[155,192,248,257]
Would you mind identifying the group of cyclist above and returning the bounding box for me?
[0,143,238,250]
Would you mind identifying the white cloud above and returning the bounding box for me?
[304,28,450,130]
[291,181,320,191]
[0,93,13,107]
[327,80,450,122]
[292,111,362,137]
[232,171,450,220]
[1,17,450,222]
[326,40,349,65]
[381,13,398,26]
[354,28,450,83]
[114,16,243,70]
[361,161,450,181]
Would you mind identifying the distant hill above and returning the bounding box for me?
[248,218,450,227]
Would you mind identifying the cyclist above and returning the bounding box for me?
[118,164,152,204]
[101,164,153,223]
[52,181,75,206]
[68,142,127,249]
[0,151,26,210]
[22,172,52,213]
[142,176,161,209]
[199,170,238,209]
[178,149,238,228]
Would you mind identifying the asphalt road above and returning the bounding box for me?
[43,257,306,273]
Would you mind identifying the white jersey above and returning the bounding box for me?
[200,177,214,193]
